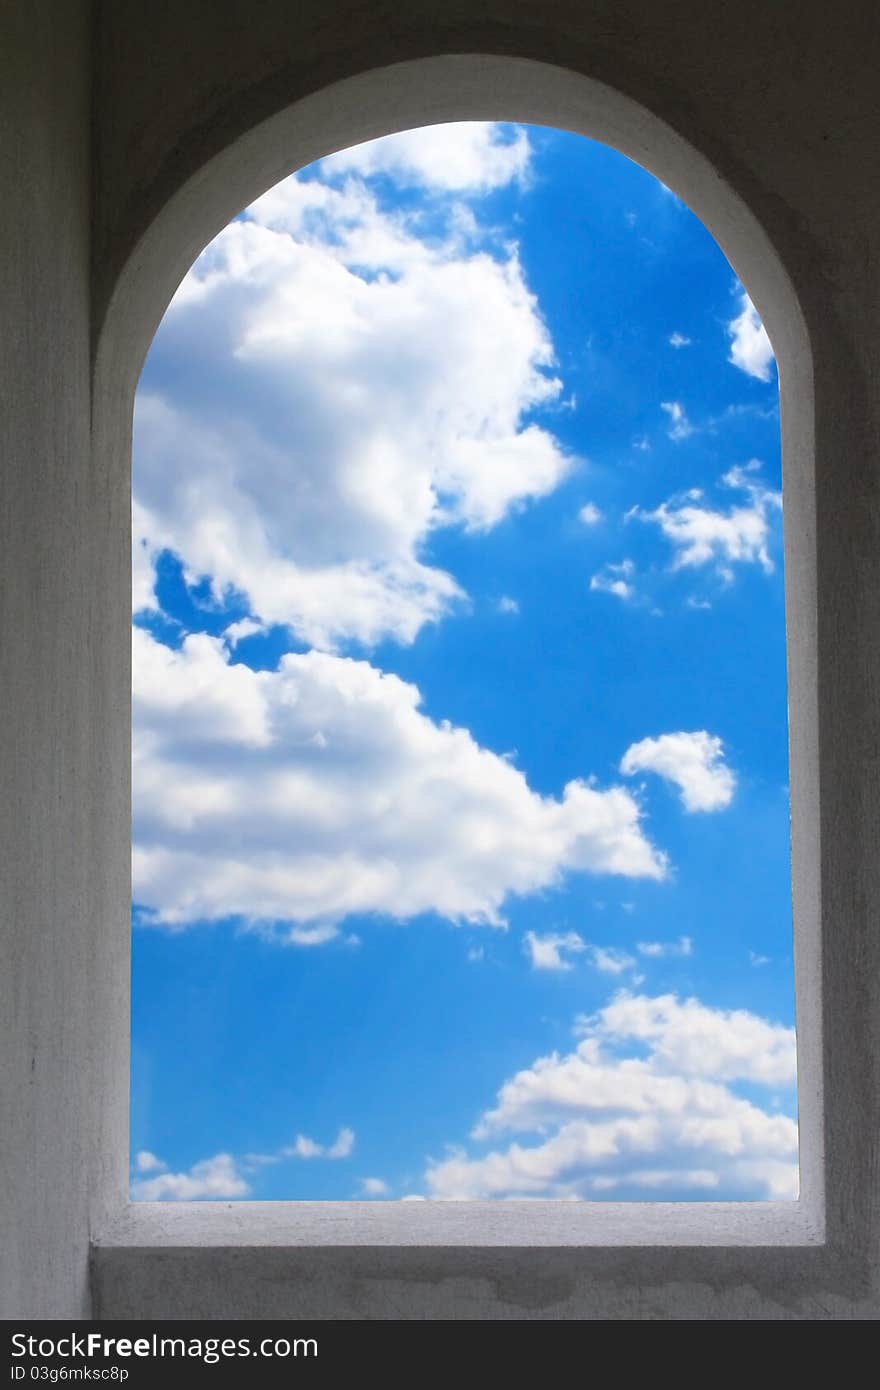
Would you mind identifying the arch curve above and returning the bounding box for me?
[95,55,810,398]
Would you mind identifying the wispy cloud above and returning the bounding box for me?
[359,1176,390,1196]
[131,1124,357,1199]
[133,1150,165,1174]
[637,936,693,959]
[660,400,694,441]
[326,1127,355,1160]
[630,462,781,579]
[524,932,640,978]
[588,945,638,975]
[590,558,635,601]
[524,930,586,972]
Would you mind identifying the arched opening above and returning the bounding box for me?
[129,120,799,1206]
[93,54,820,1246]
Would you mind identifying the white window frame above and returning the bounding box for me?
[87,54,862,1319]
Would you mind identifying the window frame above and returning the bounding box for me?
[89,53,855,1318]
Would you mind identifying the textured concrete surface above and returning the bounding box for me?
[91,1244,878,1320]
[0,0,95,1321]
[3,0,879,1319]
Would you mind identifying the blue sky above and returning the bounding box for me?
[130,122,797,1203]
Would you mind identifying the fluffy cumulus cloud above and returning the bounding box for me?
[133,130,571,650]
[620,730,736,813]
[319,122,532,191]
[727,291,775,382]
[425,992,798,1199]
[132,628,667,933]
[131,1152,251,1201]
[632,463,781,579]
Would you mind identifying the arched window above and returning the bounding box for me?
[130,119,797,1207]
[82,53,848,1319]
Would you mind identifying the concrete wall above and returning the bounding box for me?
[0,0,95,1320]
[2,0,879,1318]
[92,0,880,344]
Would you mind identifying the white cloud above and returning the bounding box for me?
[578,502,602,525]
[524,930,586,972]
[588,945,637,975]
[425,991,797,1200]
[284,1127,353,1160]
[224,616,263,646]
[589,558,635,601]
[749,950,771,967]
[591,1167,717,1191]
[288,1135,323,1159]
[467,945,485,962]
[620,731,735,813]
[327,1127,355,1159]
[727,291,775,382]
[134,146,570,650]
[134,1150,165,1174]
[496,595,520,615]
[524,933,638,976]
[285,923,340,947]
[632,463,781,577]
[637,935,693,958]
[131,1152,251,1201]
[133,628,667,933]
[132,503,159,612]
[132,1127,354,1199]
[578,992,796,1085]
[660,400,693,440]
[320,122,531,192]
[668,332,692,349]
[359,1176,390,1196]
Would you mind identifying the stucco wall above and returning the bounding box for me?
[0,0,95,1321]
